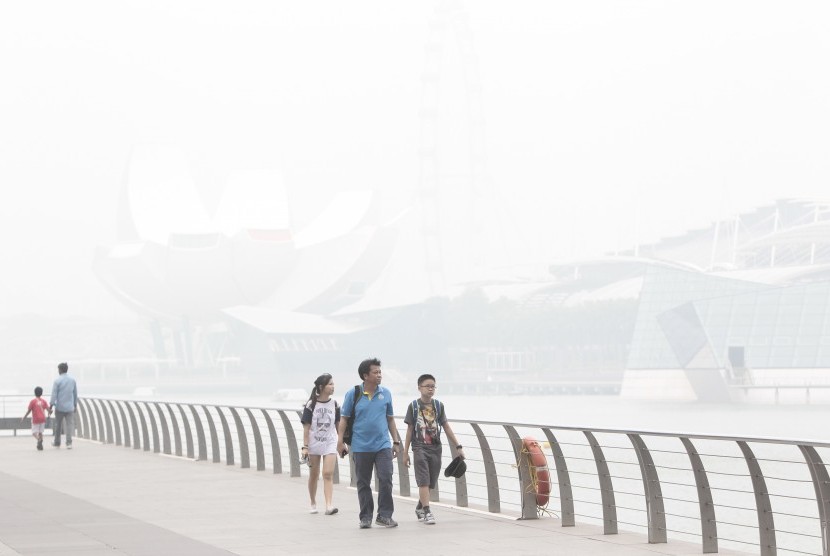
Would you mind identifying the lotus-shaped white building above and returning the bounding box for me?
[93,145,410,383]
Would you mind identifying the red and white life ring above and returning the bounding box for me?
[522,436,551,507]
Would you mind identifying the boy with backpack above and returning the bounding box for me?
[403,374,465,525]
[21,386,51,450]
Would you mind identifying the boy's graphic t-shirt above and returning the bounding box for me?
[404,399,447,448]
[28,398,49,424]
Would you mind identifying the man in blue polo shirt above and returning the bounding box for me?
[337,357,402,529]
[49,361,78,449]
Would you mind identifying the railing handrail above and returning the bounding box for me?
[76,395,830,450]
[450,419,830,449]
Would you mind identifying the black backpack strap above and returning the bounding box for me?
[411,399,423,439]
[351,385,361,418]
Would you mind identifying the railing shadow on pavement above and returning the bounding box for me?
[59,397,830,556]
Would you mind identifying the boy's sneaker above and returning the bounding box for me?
[375,516,398,528]
[359,518,372,529]
[424,510,436,524]
[36,439,43,450]
[66,445,72,450]
[415,507,425,521]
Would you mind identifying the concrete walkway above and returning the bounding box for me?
[0,436,745,555]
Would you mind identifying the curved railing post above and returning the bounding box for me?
[125,402,141,450]
[371,408,411,497]
[229,407,250,469]
[176,404,194,459]
[84,398,97,441]
[163,404,182,457]
[470,423,500,513]
[680,437,718,553]
[114,400,130,448]
[92,399,106,443]
[244,408,265,471]
[737,441,776,556]
[396,434,411,498]
[333,454,340,485]
[99,399,115,444]
[277,410,301,478]
[448,442,468,507]
[215,406,234,465]
[260,410,282,474]
[188,405,206,461]
[201,405,221,463]
[142,402,160,453]
[83,399,98,441]
[800,445,830,556]
[104,400,121,446]
[76,399,90,439]
[72,406,80,438]
[628,434,667,543]
[542,428,575,526]
[134,402,150,451]
[153,402,172,455]
[584,431,618,535]
[505,425,539,520]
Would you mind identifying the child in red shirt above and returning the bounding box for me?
[21,387,51,451]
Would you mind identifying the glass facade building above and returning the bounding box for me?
[628,267,830,371]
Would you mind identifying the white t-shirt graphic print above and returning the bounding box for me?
[302,398,340,456]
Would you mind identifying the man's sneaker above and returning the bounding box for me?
[66,445,72,450]
[36,439,43,451]
[375,516,398,528]
[424,510,436,525]
[359,518,372,529]
[415,507,425,521]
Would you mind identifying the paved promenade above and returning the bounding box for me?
[0,436,745,555]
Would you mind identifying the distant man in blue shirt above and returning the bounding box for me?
[337,358,402,529]
[50,362,78,449]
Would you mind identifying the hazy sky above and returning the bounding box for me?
[2,1,829,319]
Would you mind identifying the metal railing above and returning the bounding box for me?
[1,394,41,419]
[67,397,829,556]
[0,394,54,435]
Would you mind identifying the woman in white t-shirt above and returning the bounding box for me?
[301,373,340,515]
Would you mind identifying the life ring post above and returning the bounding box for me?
[505,426,540,520]
[521,436,552,510]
